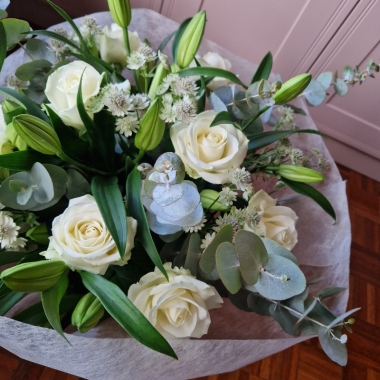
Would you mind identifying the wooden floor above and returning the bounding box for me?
[1,164,379,380]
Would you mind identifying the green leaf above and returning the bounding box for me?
[0,10,7,20]
[0,290,25,315]
[318,287,346,301]
[179,67,248,89]
[24,39,55,63]
[342,66,354,82]
[317,72,333,90]
[216,242,242,294]
[247,292,272,316]
[2,18,29,49]
[280,177,336,221]
[80,271,177,359]
[0,21,6,71]
[334,78,348,96]
[261,238,298,265]
[250,51,273,84]
[158,30,176,56]
[15,59,52,81]
[0,251,27,266]
[303,79,326,107]
[255,254,306,300]
[91,176,127,260]
[269,303,299,336]
[294,297,317,330]
[171,17,192,64]
[248,129,327,151]
[41,273,69,343]
[284,286,309,313]
[69,51,113,75]
[235,230,268,286]
[284,104,306,116]
[182,233,202,277]
[318,327,348,366]
[0,87,50,123]
[0,150,61,171]
[28,30,81,52]
[210,111,233,127]
[199,224,234,275]
[194,56,206,113]
[126,167,168,280]
[325,307,361,331]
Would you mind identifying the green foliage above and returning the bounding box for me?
[250,51,273,85]
[0,290,25,316]
[304,79,326,106]
[171,17,192,65]
[2,18,29,49]
[0,21,6,71]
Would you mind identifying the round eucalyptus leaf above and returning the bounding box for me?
[269,304,299,336]
[316,71,333,90]
[260,104,273,124]
[318,326,348,366]
[153,184,183,207]
[144,177,158,199]
[209,92,228,113]
[29,162,54,204]
[15,59,52,81]
[66,169,91,199]
[8,179,29,193]
[159,230,184,243]
[342,66,354,82]
[24,39,55,64]
[304,80,326,107]
[334,78,348,96]
[157,203,203,227]
[261,238,298,265]
[255,254,306,300]
[147,211,182,235]
[232,91,260,120]
[247,292,272,316]
[16,186,33,205]
[0,10,7,20]
[154,152,185,183]
[2,18,30,49]
[213,86,235,105]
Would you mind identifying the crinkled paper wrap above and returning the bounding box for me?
[0,9,351,380]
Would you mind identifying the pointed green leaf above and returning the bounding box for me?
[126,167,168,280]
[250,51,273,84]
[269,303,299,336]
[28,30,81,52]
[179,67,247,89]
[184,233,202,277]
[235,230,268,286]
[0,21,6,71]
[158,30,176,56]
[216,241,242,294]
[171,17,192,64]
[325,307,361,331]
[210,111,233,127]
[41,273,69,343]
[0,290,25,315]
[318,287,346,301]
[0,150,61,171]
[91,176,127,260]
[80,271,177,359]
[199,224,233,274]
[248,129,326,151]
[280,177,336,221]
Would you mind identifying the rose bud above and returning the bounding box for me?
[278,165,324,183]
[1,260,67,293]
[107,0,131,28]
[12,114,62,155]
[72,293,105,334]
[200,189,230,211]
[273,74,311,105]
[134,97,165,151]
[177,11,206,68]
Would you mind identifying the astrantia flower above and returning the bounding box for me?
[130,94,150,110]
[219,187,237,206]
[290,149,304,166]
[103,86,132,116]
[318,157,330,172]
[178,77,199,96]
[127,51,146,70]
[173,95,196,123]
[0,212,20,249]
[80,17,101,35]
[5,237,27,250]
[182,214,207,233]
[115,115,139,137]
[137,44,157,62]
[6,76,29,90]
[160,104,177,123]
[158,50,170,70]
[201,232,216,251]
[232,167,252,191]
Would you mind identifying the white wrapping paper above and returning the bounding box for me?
[0,9,351,379]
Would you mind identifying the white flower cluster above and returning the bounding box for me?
[231,167,254,201]
[126,44,157,70]
[157,74,198,124]
[277,106,296,129]
[0,212,26,250]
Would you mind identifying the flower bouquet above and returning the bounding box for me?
[0,0,377,377]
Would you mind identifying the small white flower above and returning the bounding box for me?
[6,76,29,90]
[0,212,20,249]
[278,106,295,125]
[219,187,237,206]
[232,167,252,191]
[158,50,170,70]
[115,115,140,137]
[311,147,321,156]
[173,95,196,123]
[80,17,101,35]
[130,94,150,110]
[5,237,28,250]
[127,51,146,70]
[160,104,177,123]
[182,215,207,233]
[318,157,330,172]
[178,77,199,96]
[242,183,254,201]
[201,232,216,251]
[103,86,132,116]
[137,44,157,62]
[290,148,304,166]
[214,210,242,234]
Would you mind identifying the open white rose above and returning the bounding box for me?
[244,190,298,250]
[97,24,141,66]
[170,110,249,184]
[45,61,104,130]
[191,52,232,91]
[128,263,223,339]
[41,195,137,275]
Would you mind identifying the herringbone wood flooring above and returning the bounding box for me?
[0,164,379,380]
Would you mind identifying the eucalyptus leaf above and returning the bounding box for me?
[41,273,69,343]
[317,71,333,90]
[216,242,242,294]
[261,238,298,264]
[229,288,254,312]
[325,307,361,331]
[280,177,336,221]
[209,92,228,112]
[91,176,127,261]
[15,59,52,81]
[66,168,91,199]
[235,230,268,286]
[24,39,56,64]
[2,18,29,49]
[80,271,177,359]
[199,224,233,274]
[269,303,299,336]
[183,233,202,277]
[318,327,348,366]
[334,79,348,96]
[247,292,272,316]
[303,79,326,107]
[342,66,354,82]
[294,297,317,328]
[318,287,346,301]
[284,286,309,314]
[255,254,306,300]
[0,10,7,20]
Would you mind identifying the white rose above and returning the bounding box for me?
[41,194,137,275]
[170,110,249,184]
[244,189,298,250]
[128,263,223,339]
[45,60,104,130]
[97,24,141,66]
[191,52,232,91]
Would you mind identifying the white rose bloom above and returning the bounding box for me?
[41,195,137,275]
[244,189,298,250]
[128,263,223,339]
[45,61,104,130]
[170,110,249,184]
[191,52,232,91]
[97,24,141,66]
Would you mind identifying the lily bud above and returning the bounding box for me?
[5,122,28,151]
[107,0,131,28]
[273,74,311,105]
[134,98,165,151]
[278,165,324,183]
[2,100,25,125]
[177,11,206,68]
[200,189,230,211]
[72,293,105,333]
[148,63,169,100]
[1,260,67,293]
[26,223,49,245]
[12,114,62,155]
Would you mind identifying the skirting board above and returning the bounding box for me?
[323,136,380,183]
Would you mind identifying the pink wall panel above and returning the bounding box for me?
[160,0,202,22]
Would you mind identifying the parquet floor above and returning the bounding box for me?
[0,164,379,380]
